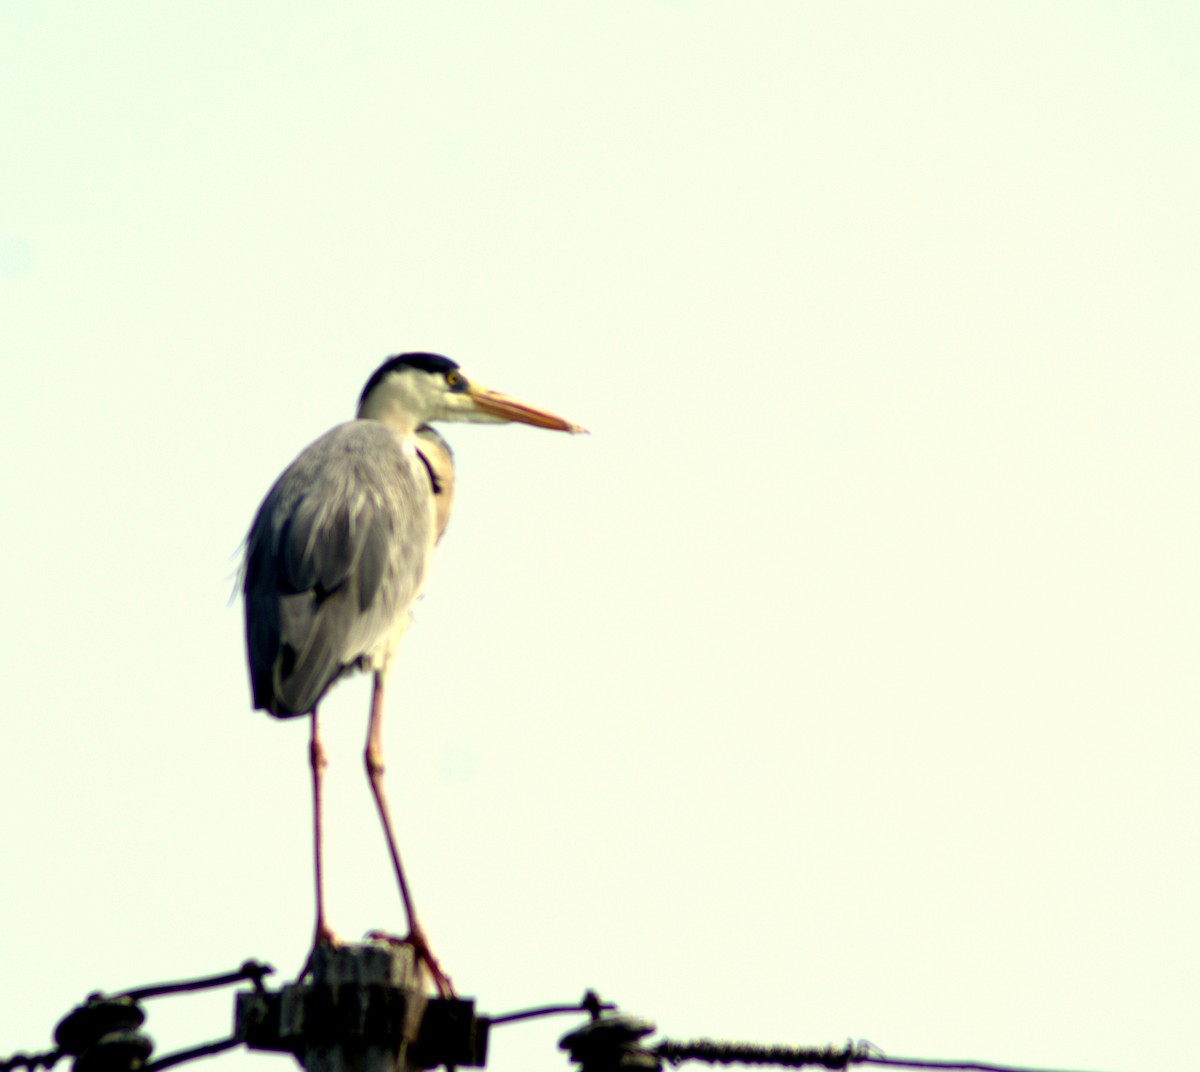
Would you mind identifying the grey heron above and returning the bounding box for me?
[242,352,584,992]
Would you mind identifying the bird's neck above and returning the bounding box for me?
[356,395,422,437]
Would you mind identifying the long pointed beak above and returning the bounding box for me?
[467,383,588,434]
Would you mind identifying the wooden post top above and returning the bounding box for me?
[237,941,429,1072]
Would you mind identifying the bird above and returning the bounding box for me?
[241,352,584,993]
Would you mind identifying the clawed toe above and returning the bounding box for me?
[365,928,456,998]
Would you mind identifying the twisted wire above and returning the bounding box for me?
[656,1039,866,1069]
[0,1050,63,1072]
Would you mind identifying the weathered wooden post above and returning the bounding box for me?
[235,941,487,1072]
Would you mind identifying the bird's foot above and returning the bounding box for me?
[365,928,456,998]
[296,922,342,982]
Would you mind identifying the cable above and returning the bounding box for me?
[2,960,277,1072]
[491,991,616,1026]
[653,1037,1116,1072]
[0,1051,64,1072]
[109,961,274,1003]
[6,977,1125,1072]
[143,1037,242,1072]
[657,1038,861,1069]
[859,1054,1115,1072]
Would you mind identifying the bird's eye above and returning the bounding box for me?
[445,371,465,390]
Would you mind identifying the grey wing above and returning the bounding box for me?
[243,422,436,717]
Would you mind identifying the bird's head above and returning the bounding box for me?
[357,353,586,435]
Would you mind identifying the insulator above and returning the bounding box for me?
[54,1002,144,1057]
[560,1014,662,1072]
[73,1031,153,1072]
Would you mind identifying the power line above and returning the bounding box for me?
[860,1056,1113,1072]
[3,957,1125,1072]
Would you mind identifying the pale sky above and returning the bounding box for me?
[2,4,1197,1072]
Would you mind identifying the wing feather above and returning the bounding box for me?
[242,421,437,717]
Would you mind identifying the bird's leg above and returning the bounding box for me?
[365,670,455,997]
[298,708,338,980]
